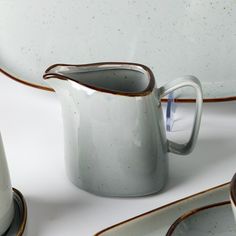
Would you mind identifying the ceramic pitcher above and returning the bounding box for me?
[44,62,203,197]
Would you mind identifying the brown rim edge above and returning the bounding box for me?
[162,97,236,103]
[0,68,54,92]
[43,62,155,97]
[166,201,230,236]
[230,173,236,207]
[1,67,236,102]
[12,188,27,236]
[94,182,229,236]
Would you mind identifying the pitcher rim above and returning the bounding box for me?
[43,62,155,97]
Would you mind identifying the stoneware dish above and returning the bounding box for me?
[230,172,236,221]
[166,201,236,236]
[1,0,236,101]
[43,62,202,197]
[95,183,229,235]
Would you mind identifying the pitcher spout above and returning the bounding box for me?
[43,62,155,96]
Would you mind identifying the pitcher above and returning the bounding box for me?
[43,62,203,197]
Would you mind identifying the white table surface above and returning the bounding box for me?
[0,73,235,236]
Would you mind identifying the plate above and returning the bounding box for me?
[166,201,236,236]
[95,183,229,236]
[1,0,236,101]
[4,188,27,236]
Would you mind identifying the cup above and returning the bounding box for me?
[230,173,236,221]
[0,133,14,234]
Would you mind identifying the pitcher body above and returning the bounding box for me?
[44,62,202,197]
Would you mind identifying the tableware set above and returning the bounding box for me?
[1,1,236,235]
[0,64,235,235]
[1,59,235,235]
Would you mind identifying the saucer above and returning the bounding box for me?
[3,188,27,236]
[166,201,236,236]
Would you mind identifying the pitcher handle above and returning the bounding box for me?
[158,76,203,155]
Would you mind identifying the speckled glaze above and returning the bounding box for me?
[95,183,229,235]
[0,134,15,235]
[166,202,236,236]
[230,173,236,222]
[1,0,236,99]
[44,62,202,196]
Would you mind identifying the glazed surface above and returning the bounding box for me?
[1,0,236,99]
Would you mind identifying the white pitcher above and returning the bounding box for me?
[44,62,203,197]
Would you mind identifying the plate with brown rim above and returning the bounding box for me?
[166,201,236,236]
[1,0,236,102]
[95,183,229,236]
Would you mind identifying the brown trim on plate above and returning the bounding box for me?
[1,66,236,102]
[162,96,236,103]
[0,68,54,92]
[230,173,236,207]
[43,62,155,97]
[166,201,230,236]
[12,188,27,236]
[94,182,229,236]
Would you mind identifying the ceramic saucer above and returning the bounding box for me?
[166,201,236,236]
[3,188,27,236]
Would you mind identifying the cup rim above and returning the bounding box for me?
[43,62,156,97]
[11,188,27,236]
[230,173,236,207]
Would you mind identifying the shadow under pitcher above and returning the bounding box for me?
[43,62,203,197]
